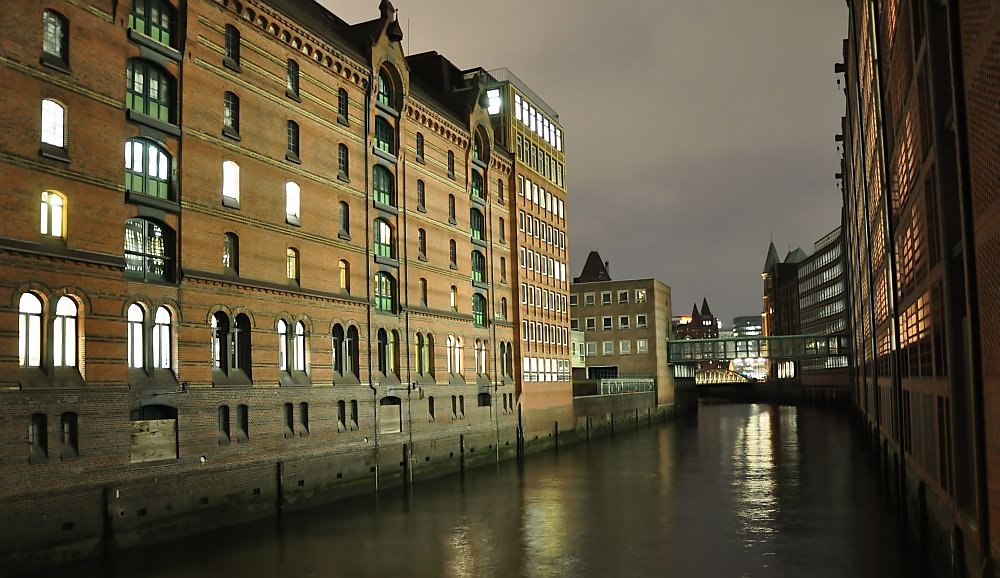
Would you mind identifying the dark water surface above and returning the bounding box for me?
[42,402,927,578]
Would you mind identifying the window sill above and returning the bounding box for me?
[337,173,350,183]
[471,194,486,207]
[338,230,351,241]
[279,371,311,387]
[222,126,242,141]
[415,156,425,165]
[472,237,488,248]
[373,147,397,164]
[373,201,398,216]
[286,215,301,227]
[40,54,71,75]
[337,115,349,127]
[375,100,399,117]
[39,145,71,164]
[126,190,180,213]
[448,173,456,180]
[473,281,488,290]
[449,263,458,271]
[416,204,426,213]
[285,88,301,102]
[417,254,427,262]
[472,158,488,170]
[285,152,302,164]
[223,57,242,73]
[223,196,241,209]
[375,255,399,268]
[29,453,49,465]
[126,109,181,137]
[212,369,252,387]
[127,29,182,62]
[448,218,457,226]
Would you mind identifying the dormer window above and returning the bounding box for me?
[377,69,393,108]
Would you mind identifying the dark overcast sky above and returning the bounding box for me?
[321,0,847,325]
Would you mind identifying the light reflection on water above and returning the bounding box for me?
[39,403,928,578]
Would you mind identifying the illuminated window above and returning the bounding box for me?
[377,69,393,107]
[285,181,300,224]
[126,59,173,122]
[124,218,173,282]
[223,232,239,274]
[18,293,44,368]
[125,139,170,199]
[374,272,396,313]
[222,161,240,204]
[223,92,239,134]
[374,218,394,259]
[40,191,64,238]
[152,306,171,369]
[41,99,65,148]
[42,10,68,66]
[127,304,144,369]
[286,248,299,284]
[339,260,350,293]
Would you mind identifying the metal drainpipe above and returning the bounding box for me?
[943,0,989,556]
[364,69,378,492]
[482,137,501,464]
[400,86,415,479]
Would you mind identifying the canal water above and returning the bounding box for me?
[41,402,927,578]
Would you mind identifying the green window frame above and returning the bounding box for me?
[129,0,175,47]
[373,165,394,206]
[125,139,170,199]
[127,59,173,123]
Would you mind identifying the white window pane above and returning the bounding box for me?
[41,100,64,147]
[53,320,64,366]
[28,315,42,366]
[158,151,168,179]
[51,199,63,237]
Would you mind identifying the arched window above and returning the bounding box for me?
[474,340,484,374]
[379,396,402,433]
[127,304,144,369]
[416,132,425,160]
[222,160,240,204]
[125,138,170,199]
[500,256,507,282]
[470,209,485,241]
[374,272,396,313]
[472,294,486,327]
[339,201,350,235]
[417,228,427,258]
[152,306,171,370]
[473,134,484,162]
[286,248,299,284]
[277,320,288,371]
[124,218,173,282]
[448,194,456,222]
[61,411,79,457]
[373,218,394,259]
[41,99,65,148]
[40,191,64,237]
[286,120,300,158]
[347,325,360,376]
[449,285,457,309]
[426,334,435,376]
[293,321,306,372]
[419,278,428,306]
[223,92,239,133]
[339,260,350,293]
[471,171,484,200]
[211,311,229,372]
[416,179,425,209]
[497,179,504,202]
[389,330,400,377]
[448,150,455,178]
[338,144,349,178]
[498,218,505,243]
[129,0,176,47]
[337,88,349,122]
[376,328,388,375]
[52,296,78,368]
[42,10,69,66]
[445,335,455,374]
[223,232,239,274]
[285,181,301,223]
[375,117,394,155]
[501,297,508,320]
[453,337,463,374]
[18,293,44,368]
[373,165,394,206]
[286,59,299,96]
[233,313,251,375]
[332,324,345,374]
[449,239,457,267]
[126,59,174,122]
[224,24,240,65]
[377,69,393,108]
[415,333,425,375]
[471,250,486,283]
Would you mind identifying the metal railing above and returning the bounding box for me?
[599,378,655,395]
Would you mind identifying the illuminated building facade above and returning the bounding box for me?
[840,0,999,573]
[797,227,849,387]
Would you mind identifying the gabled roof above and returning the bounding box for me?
[406,51,482,119]
[690,303,701,319]
[573,251,612,283]
[763,242,780,273]
[700,298,713,318]
[784,248,809,264]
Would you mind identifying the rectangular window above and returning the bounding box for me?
[585,317,596,331]
[636,314,648,328]
[586,342,597,355]
[571,318,579,330]
[636,289,648,303]
[636,339,649,354]
[602,341,613,355]
[619,340,631,355]
[584,293,595,306]
[521,283,528,304]
[602,316,612,330]
[570,294,578,306]
[618,291,629,304]
[619,315,630,329]
[601,292,612,305]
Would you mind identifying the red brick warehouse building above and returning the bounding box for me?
[0,0,574,566]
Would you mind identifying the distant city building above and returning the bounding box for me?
[570,252,673,402]
[762,243,807,341]
[797,227,849,386]
[672,298,720,340]
[570,330,586,370]
[732,315,763,338]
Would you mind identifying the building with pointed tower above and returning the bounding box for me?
[569,251,673,400]
[0,0,575,565]
[672,298,720,340]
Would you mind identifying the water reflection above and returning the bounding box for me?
[37,403,926,578]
